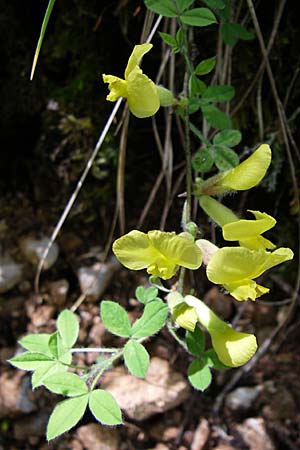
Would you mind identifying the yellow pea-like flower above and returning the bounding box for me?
[207,246,294,301]
[103,43,160,118]
[222,210,276,250]
[112,230,202,280]
[184,295,258,367]
[196,144,271,196]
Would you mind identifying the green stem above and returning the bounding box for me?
[167,319,189,352]
[90,349,124,391]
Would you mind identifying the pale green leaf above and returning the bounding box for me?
[48,332,68,360]
[46,395,89,441]
[100,300,131,337]
[180,8,217,27]
[186,327,205,356]
[189,75,207,97]
[9,352,54,371]
[89,390,122,425]
[57,309,79,348]
[43,372,88,397]
[195,57,216,75]
[31,361,68,389]
[19,334,51,355]
[30,0,56,80]
[213,129,242,147]
[131,299,168,338]
[124,340,150,378]
[135,286,159,304]
[188,359,212,391]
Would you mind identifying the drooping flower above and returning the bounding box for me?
[207,246,294,301]
[112,230,202,280]
[222,210,276,250]
[184,295,257,367]
[195,144,272,196]
[103,43,160,118]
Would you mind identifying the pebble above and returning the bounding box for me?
[0,254,22,294]
[20,236,59,269]
[77,423,120,450]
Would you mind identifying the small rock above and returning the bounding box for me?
[0,372,37,418]
[20,236,59,269]
[48,279,69,305]
[236,417,275,450]
[77,257,120,301]
[225,386,262,413]
[0,254,23,294]
[77,423,120,450]
[102,357,190,420]
[191,418,210,450]
[213,445,236,450]
[31,304,55,327]
[149,422,179,442]
[148,445,169,450]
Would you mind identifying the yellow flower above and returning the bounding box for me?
[207,247,294,301]
[222,210,276,250]
[196,144,271,196]
[103,43,160,118]
[112,230,202,280]
[184,295,257,367]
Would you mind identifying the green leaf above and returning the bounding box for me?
[181,8,217,27]
[189,75,207,97]
[214,145,239,170]
[9,352,54,371]
[221,23,254,47]
[144,0,179,17]
[202,85,235,103]
[176,0,195,13]
[31,361,68,389]
[188,97,201,114]
[135,286,159,304]
[188,359,212,391]
[46,394,89,441]
[176,27,184,47]
[159,32,177,47]
[43,372,88,397]
[30,0,56,80]
[19,334,51,355]
[89,390,122,426]
[124,340,150,378]
[204,349,229,370]
[213,129,241,147]
[57,309,79,348]
[202,0,225,8]
[195,57,216,75]
[192,148,215,172]
[186,327,205,356]
[100,300,131,337]
[48,332,68,360]
[201,104,232,129]
[131,299,168,339]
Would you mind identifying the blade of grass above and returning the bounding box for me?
[30,0,56,80]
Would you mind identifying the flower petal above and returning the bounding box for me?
[102,74,127,101]
[220,144,271,191]
[112,230,158,270]
[211,326,257,367]
[184,295,257,367]
[148,231,202,270]
[199,195,238,227]
[223,211,276,241]
[125,43,153,79]
[127,69,160,118]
